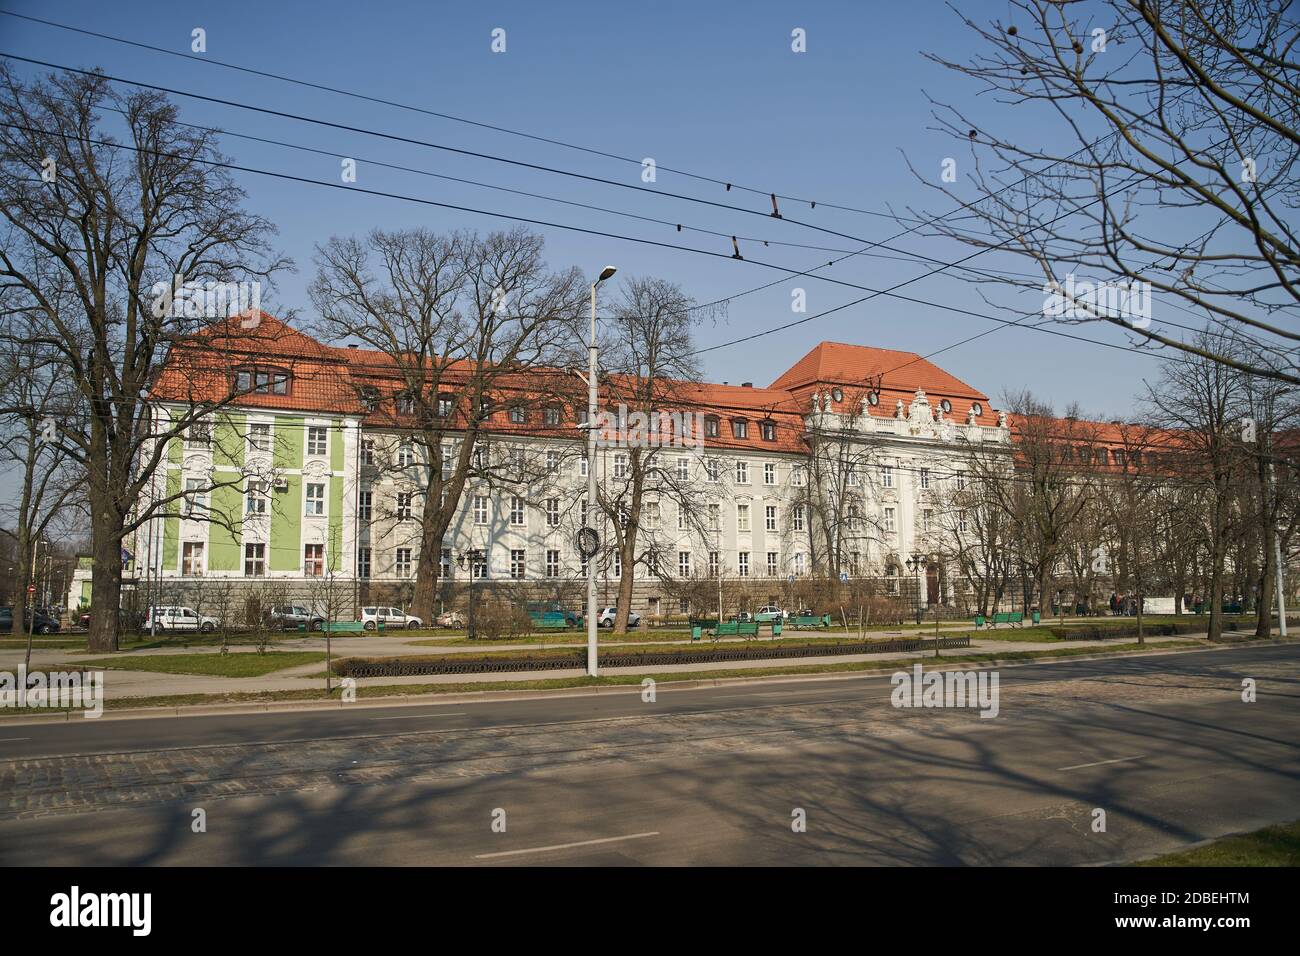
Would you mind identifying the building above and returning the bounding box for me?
[68,311,1013,620]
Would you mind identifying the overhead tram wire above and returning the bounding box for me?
[0,8,951,221]
[2,118,1182,370]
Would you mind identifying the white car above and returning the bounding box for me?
[754,605,787,622]
[360,606,423,630]
[596,606,641,628]
[148,605,220,633]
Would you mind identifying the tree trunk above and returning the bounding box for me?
[412,505,452,624]
[88,518,124,653]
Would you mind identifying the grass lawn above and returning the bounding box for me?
[72,651,326,677]
[1134,820,1300,866]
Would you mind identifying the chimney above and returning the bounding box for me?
[741,382,753,388]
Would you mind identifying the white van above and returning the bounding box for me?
[360,606,422,630]
[148,605,220,632]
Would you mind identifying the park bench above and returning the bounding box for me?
[977,612,1024,629]
[791,613,832,629]
[689,618,780,640]
[527,611,574,630]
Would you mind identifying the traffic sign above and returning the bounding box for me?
[27,584,36,594]
[839,571,849,584]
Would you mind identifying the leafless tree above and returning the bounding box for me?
[913,0,1299,383]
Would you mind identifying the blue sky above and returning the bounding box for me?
[0,0,1170,418]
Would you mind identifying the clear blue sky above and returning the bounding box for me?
[0,0,1167,419]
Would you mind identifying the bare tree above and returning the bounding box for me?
[0,65,287,651]
[913,0,1300,383]
[309,226,583,626]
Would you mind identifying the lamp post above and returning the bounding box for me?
[584,265,616,678]
[905,552,941,658]
[457,549,484,640]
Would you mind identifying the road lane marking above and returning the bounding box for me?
[474,831,659,859]
[370,713,467,721]
[0,737,31,742]
[1057,755,1146,771]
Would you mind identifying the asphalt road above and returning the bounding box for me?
[0,643,1296,865]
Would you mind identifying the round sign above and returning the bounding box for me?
[27,584,36,593]
[575,527,600,559]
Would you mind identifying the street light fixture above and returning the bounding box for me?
[905,551,941,657]
[583,265,616,678]
[456,549,485,640]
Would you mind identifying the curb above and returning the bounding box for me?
[0,636,1291,726]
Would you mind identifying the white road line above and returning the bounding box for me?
[473,831,660,859]
[0,737,31,742]
[370,712,467,721]
[1057,755,1146,772]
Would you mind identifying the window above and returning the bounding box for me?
[708,503,720,530]
[613,454,628,479]
[359,491,372,522]
[1112,448,1126,466]
[764,463,777,485]
[679,551,691,577]
[357,547,371,579]
[847,468,859,487]
[182,542,204,576]
[244,543,265,577]
[235,366,290,395]
[959,511,969,533]
[510,549,526,580]
[245,481,267,516]
[793,553,806,576]
[704,416,719,438]
[397,492,413,521]
[248,422,270,452]
[955,472,967,491]
[546,450,560,474]
[971,402,983,417]
[645,501,661,530]
[708,552,720,577]
[676,457,690,482]
[441,445,452,479]
[765,505,777,532]
[510,496,526,526]
[677,505,688,531]
[544,406,561,426]
[396,393,415,415]
[920,468,930,490]
[361,440,375,466]
[305,483,325,516]
[793,505,805,532]
[881,465,893,488]
[735,460,749,484]
[359,386,380,411]
[509,406,526,424]
[737,504,751,533]
[884,507,896,533]
[395,548,412,577]
[304,544,325,577]
[732,419,748,439]
[791,466,805,487]
[705,459,720,482]
[307,426,327,456]
[923,509,933,532]
[546,498,560,527]
[474,495,489,525]
[738,552,750,577]
[440,549,452,579]
[767,552,778,577]
[576,407,589,426]
[398,445,414,468]
[437,395,453,418]
[546,550,560,578]
[472,552,487,579]
[183,478,206,518]
[185,422,210,448]
[760,420,776,441]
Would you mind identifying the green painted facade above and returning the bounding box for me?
[162,468,181,571]
[270,473,303,571]
[274,417,304,470]
[209,484,243,572]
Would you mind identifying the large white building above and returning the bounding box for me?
[69,312,1011,619]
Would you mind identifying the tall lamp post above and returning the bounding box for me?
[905,552,941,658]
[582,265,617,677]
[457,548,484,640]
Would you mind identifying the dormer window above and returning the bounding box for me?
[234,365,290,395]
[396,393,415,415]
[760,420,776,441]
[704,416,720,438]
[358,385,380,411]
[437,394,454,418]
[939,399,952,414]
[731,419,748,439]
[867,391,880,407]
[544,406,561,426]
[509,406,527,424]
[970,401,983,417]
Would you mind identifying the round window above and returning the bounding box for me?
[831,387,844,403]
[940,399,952,413]
[867,391,879,406]
[971,402,983,417]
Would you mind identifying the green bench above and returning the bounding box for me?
[689,619,781,640]
[791,614,832,629]
[300,621,380,634]
[528,612,573,630]
[977,612,1024,629]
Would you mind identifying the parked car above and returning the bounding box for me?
[596,606,641,628]
[0,607,62,634]
[147,605,220,633]
[77,607,146,631]
[435,610,466,628]
[265,605,326,631]
[360,606,423,630]
[754,605,787,622]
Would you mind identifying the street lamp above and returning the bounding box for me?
[583,265,616,678]
[456,549,485,640]
[905,551,941,657]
